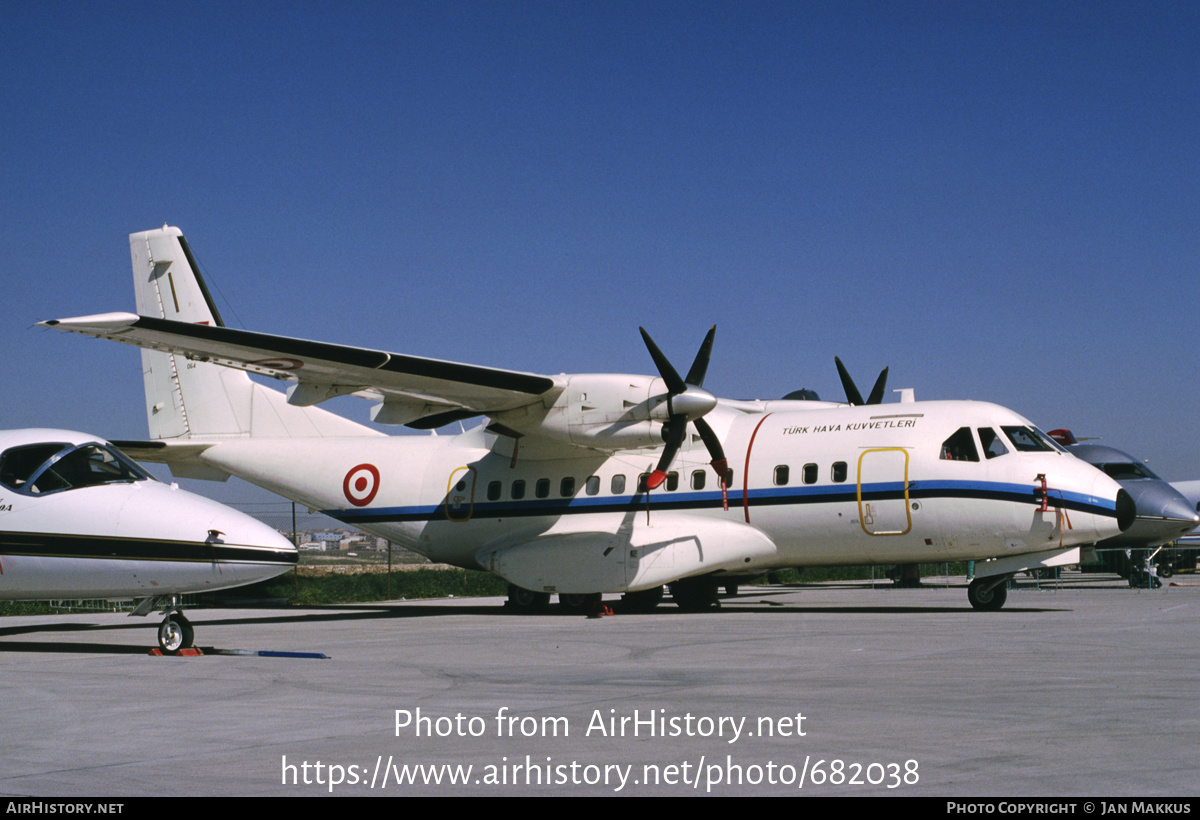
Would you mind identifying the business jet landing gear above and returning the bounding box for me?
[967,576,1009,611]
[1127,550,1163,588]
[157,611,195,653]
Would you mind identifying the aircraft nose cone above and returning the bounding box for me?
[1131,481,1200,525]
[132,482,296,558]
[1113,481,1200,547]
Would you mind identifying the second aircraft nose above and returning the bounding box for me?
[1103,481,1200,549]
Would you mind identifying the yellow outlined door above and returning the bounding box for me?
[857,448,911,535]
[446,466,476,522]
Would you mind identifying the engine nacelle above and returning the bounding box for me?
[491,373,672,452]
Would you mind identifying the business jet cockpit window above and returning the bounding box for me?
[0,443,152,495]
[1101,461,1161,481]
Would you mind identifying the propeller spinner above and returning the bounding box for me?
[640,326,729,491]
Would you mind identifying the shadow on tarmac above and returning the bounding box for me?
[0,589,1068,656]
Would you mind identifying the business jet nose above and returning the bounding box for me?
[122,482,297,563]
[1119,481,1200,546]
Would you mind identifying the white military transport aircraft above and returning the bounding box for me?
[0,428,297,651]
[43,226,1135,613]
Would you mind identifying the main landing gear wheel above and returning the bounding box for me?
[506,584,551,614]
[619,586,664,613]
[671,578,720,612]
[158,613,195,653]
[967,577,1008,611]
[558,592,602,613]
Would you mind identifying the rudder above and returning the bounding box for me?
[129,226,380,442]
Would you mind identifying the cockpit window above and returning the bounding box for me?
[0,444,69,490]
[940,427,979,462]
[1102,462,1161,481]
[978,427,1009,459]
[1,443,151,495]
[1002,426,1058,452]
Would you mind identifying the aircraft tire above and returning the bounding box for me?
[506,585,550,614]
[558,592,602,613]
[967,578,1007,611]
[158,613,195,653]
[618,586,664,613]
[671,578,720,612]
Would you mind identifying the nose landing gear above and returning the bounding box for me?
[157,611,195,653]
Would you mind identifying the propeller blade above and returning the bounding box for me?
[639,328,686,394]
[683,325,716,387]
[866,367,889,405]
[694,417,728,477]
[647,422,686,490]
[836,357,889,406]
[835,356,865,406]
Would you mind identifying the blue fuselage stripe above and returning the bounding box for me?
[324,480,1117,525]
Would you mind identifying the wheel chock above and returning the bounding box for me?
[587,602,614,619]
[149,647,205,657]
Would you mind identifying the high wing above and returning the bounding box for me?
[43,312,561,429]
[40,227,727,473]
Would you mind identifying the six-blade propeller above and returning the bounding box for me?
[639,326,728,490]
[638,334,890,491]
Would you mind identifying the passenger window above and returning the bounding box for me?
[774,465,789,485]
[487,481,501,501]
[940,428,979,462]
[560,477,575,497]
[611,474,626,494]
[666,471,679,491]
[535,478,550,498]
[511,479,526,500]
[723,469,736,489]
[692,470,706,490]
[803,463,817,484]
[978,428,1008,459]
[831,462,847,482]
[637,473,649,493]
[585,476,600,496]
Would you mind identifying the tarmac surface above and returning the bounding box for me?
[1,574,1197,797]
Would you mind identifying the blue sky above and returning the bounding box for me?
[3,1,1198,501]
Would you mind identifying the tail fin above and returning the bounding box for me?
[130,226,381,441]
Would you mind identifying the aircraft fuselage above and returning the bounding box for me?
[189,400,1130,594]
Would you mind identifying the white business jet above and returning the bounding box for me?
[0,428,297,651]
[43,226,1134,613]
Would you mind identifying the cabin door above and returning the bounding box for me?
[857,448,911,536]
